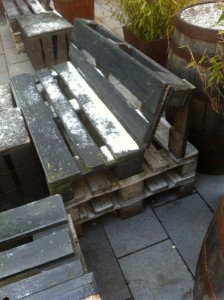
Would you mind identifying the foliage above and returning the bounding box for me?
[107,0,197,40]
[187,7,224,116]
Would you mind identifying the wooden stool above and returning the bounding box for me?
[0,195,100,299]
[17,12,72,69]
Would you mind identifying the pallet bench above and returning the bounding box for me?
[10,19,197,220]
[0,194,100,300]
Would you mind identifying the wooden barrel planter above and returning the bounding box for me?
[166,1,224,174]
[53,0,94,24]
[194,196,224,300]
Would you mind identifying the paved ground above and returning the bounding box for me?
[0,0,224,299]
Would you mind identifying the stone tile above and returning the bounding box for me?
[119,240,194,300]
[0,54,7,73]
[5,47,28,65]
[194,173,224,211]
[154,194,213,274]
[102,207,167,258]
[0,38,3,54]
[0,25,15,49]
[95,2,112,19]
[79,221,131,300]
[0,72,10,84]
[100,15,123,30]
[8,60,35,77]
[112,26,124,38]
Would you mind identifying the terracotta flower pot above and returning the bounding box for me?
[123,26,169,67]
[53,0,94,24]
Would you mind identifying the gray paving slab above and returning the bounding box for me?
[119,239,194,300]
[0,26,14,50]
[79,221,132,300]
[0,71,10,84]
[102,207,167,258]
[0,37,3,55]
[154,193,213,274]
[8,60,35,77]
[194,173,224,211]
[0,54,7,73]
[5,47,28,65]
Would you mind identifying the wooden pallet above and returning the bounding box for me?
[0,195,100,299]
[67,117,198,224]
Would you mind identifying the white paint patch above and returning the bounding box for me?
[58,62,139,156]
[181,2,224,30]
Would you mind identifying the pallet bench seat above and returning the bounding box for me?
[0,194,100,300]
[10,19,197,220]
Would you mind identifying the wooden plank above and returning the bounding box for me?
[26,0,46,13]
[15,0,31,15]
[0,195,67,245]
[54,62,140,160]
[73,19,169,116]
[146,175,168,192]
[90,194,114,214]
[41,34,54,67]
[10,74,80,188]
[144,144,169,172]
[36,68,105,170]
[56,31,67,63]
[23,272,98,300]
[0,260,84,299]
[0,229,73,280]
[86,173,111,195]
[69,43,151,144]
[2,0,20,20]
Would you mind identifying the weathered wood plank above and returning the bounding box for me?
[26,0,46,13]
[144,144,169,171]
[0,229,73,280]
[69,43,151,144]
[10,74,80,190]
[0,260,83,299]
[15,0,31,15]
[36,68,105,171]
[23,272,98,300]
[73,19,169,116]
[2,0,20,19]
[54,62,140,160]
[0,195,67,245]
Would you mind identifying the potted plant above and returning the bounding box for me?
[53,0,94,24]
[166,1,224,174]
[107,0,196,66]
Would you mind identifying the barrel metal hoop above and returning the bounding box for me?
[170,40,215,68]
[202,233,217,300]
[217,198,224,256]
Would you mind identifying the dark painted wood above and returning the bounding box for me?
[15,0,31,15]
[0,229,73,280]
[0,195,67,245]
[73,19,169,116]
[23,272,98,300]
[69,43,150,144]
[36,68,105,171]
[10,74,80,193]
[53,62,141,160]
[0,260,84,299]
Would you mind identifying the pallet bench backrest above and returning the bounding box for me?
[71,19,195,156]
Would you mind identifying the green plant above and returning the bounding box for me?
[187,10,224,115]
[107,0,197,40]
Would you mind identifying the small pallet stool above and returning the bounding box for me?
[16,12,72,69]
[0,194,100,300]
[0,84,48,211]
